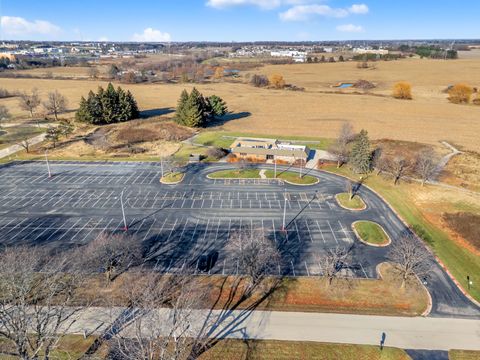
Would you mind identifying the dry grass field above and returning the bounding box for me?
[1,58,480,151]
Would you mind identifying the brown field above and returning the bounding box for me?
[1,58,480,151]
[7,66,93,78]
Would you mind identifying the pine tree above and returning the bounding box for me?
[207,95,228,117]
[101,83,118,123]
[75,96,91,123]
[175,89,189,126]
[184,90,205,127]
[126,90,139,119]
[349,129,372,174]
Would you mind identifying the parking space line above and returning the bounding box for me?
[316,220,326,243]
[327,220,339,244]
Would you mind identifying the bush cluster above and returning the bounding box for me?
[175,88,227,128]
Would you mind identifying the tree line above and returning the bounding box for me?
[175,88,227,128]
[76,83,139,125]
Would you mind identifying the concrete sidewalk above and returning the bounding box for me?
[0,133,46,159]
[69,308,480,351]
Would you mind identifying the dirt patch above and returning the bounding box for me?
[353,79,376,90]
[443,212,480,253]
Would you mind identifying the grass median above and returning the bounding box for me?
[161,171,184,184]
[336,192,366,210]
[264,170,318,185]
[353,221,390,246]
[208,169,261,179]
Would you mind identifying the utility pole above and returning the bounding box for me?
[45,150,52,178]
[120,189,128,231]
[160,157,164,178]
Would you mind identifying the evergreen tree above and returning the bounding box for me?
[184,89,205,127]
[207,95,228,117]
[75,83,139,125]
[175,89,189,126]
[349,129,372,174]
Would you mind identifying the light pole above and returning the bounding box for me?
[160,157,164,178]
[282,188,287,232]
[45,150,52,178]
[274,156,277,179]
[120,189,128,231]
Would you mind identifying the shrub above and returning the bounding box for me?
[448,84,473,104]
[207,147,228,160]
[250,74,269,87]
[393,81,412,100]
[268,74,286,89]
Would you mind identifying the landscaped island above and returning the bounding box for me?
[353,221,390,246]
[335,193,366,210]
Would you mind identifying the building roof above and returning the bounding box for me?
[230,137,309,158]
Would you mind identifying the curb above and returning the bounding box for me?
[320,168,480,309]
[351,221,391,247]
[334,193,367,211]
[206,170,319,186]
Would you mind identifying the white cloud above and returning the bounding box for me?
[280,2,369,21]
[0,16,61,37]
[336,24,364,32]
[132,28,171,42]
[280,5,348,21]
[207,0,312,9]
[349,4,369,14]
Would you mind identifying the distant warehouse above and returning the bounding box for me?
[229,138,310,163]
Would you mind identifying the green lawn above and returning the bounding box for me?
[208,169,261,179]
[0,126,45,150]
[161,171,184,183]
[336,192,366,210]
[195,131,333,150]
[264,170,318,185]
[324,165,480,302]
[353,221,390,246]
[199,340,411,360]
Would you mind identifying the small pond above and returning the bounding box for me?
[337,83,353,88]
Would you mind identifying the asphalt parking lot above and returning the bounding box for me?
[0,160,479,318]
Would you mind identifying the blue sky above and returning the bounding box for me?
[1,0,479,42]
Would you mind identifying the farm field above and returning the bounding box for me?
[1,58,480,151]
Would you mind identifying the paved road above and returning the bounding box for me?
[67,307,480,351]
[0,160,479,319]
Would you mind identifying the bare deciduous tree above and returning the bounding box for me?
[387,235,432,289]
[18,89,41,121]
[108,273,207,360]
[81,232,143,283]
[0,105,11,128]
[0,246,86,360]
[415,148,438,186]
[329,122,355,168]
[227,227,280,296]
[88,67,100,79]
[345,181,354,200]
[389,155,411,185]
[317,246,350,288]
[19,138,30,153]
[43,91,68,121]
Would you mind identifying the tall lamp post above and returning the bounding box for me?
[45,150,52,178]
[120,189,128,231]
[282,188,287,232]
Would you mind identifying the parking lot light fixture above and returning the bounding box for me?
[274,156,277,179]
[282,188,287,231]
[120,189,128,231]
[45,150,52,178]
